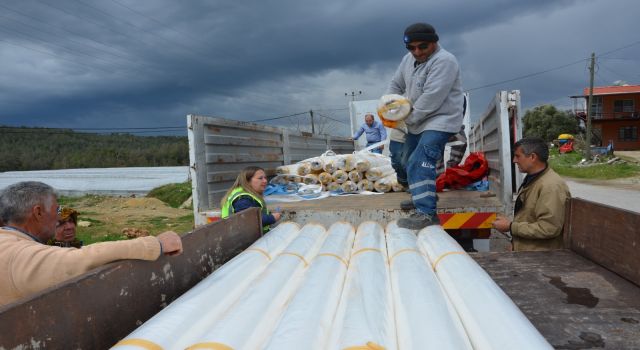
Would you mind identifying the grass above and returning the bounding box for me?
[548,149,640,179]
[146,182,192,208]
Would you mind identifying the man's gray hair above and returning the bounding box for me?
[0,181,56,225]
[514,138,549,163]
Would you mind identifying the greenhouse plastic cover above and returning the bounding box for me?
[113,221,551,350]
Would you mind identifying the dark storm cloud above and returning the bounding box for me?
[1,0,639,132]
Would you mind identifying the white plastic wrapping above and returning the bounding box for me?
[113,222,301,350]
[264,222,355,350]
[347,170,363,183]
[336,154,356,172]
[386,222,472,350]
[329,221,396,350]
[187,224,328,350]
[365,165,395,181]
[377,94,412,121]
[333,169,348,184]
[357,179,374,192]
[373,173,396,193]
[354,152,390,173]
[417,226,553,350]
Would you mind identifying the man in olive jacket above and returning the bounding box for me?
[492,138,571,251]
[0,181,183,307]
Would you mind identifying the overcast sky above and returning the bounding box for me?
[1,0,639,136]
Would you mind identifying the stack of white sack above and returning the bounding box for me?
[417,225,553,350]
[263,222,355,350]
[271,151,405,194]
[328,221,397,349]
[184,224,327,350]
[112,222,301,350]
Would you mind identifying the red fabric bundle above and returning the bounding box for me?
[436,152,489,192]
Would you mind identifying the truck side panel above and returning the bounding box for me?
[0,208,262,350]
[187,114,354,226]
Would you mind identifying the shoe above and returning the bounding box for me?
[400,200,415,211]
[397,213,440,230]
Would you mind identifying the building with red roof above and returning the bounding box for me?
[571,84,640,150]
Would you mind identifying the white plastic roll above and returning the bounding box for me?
[377,94,412,121]
[323,158,338,173]
[417,226,553,350]
[297,162,312,176]
[340,180,358,193]
[264,222,356,350]
[386,222,472,350]
[355,152,390,173]
[113,222,301,350]
[347,170,363,183]
[186,224,328,350]
[276,164,298,175]
[318,172,333,184]
[329,222,397,350]
[373,173,396,193]
[365,164,395,181]
[333,169,348,184]
[336,154,356,172]
[357,179,374,192]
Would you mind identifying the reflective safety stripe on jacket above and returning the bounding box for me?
[221,187,270,233]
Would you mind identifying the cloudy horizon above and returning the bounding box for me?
[1,0,639,136]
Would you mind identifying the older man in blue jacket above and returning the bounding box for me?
[352,114,387,154]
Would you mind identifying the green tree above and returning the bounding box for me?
[522,105,580,142]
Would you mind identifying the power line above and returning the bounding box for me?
[466,58,588,92]
[466,40,640,93]
[0,3,135,63]
[315,112,349,125]
[249,111,309,122]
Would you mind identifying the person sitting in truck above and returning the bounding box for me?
[47,206,83,248]
[220,166,282,233]
[0,181,184,307]
[492,138,571,251]
[350,114,387,154]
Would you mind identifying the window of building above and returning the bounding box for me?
[591,96,603,118]
[614,99,634,113]
[618,126,638,141]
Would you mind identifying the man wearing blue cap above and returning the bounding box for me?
[387,22,464,229]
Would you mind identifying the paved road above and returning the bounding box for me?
[566,179,640,213]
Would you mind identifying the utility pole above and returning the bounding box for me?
[345,91,362,101]
[309,110,315,134]
[585,52,595,160]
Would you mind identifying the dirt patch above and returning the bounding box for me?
[566,175,640,191]
[68,196,193,243]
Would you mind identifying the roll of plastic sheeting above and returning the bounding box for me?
[357,179,374,192]
[264,222,356,350]
[365,165,395,181]
[385,222,472,350]
[336,155,356,172]
[377,94,412,121]
[373,174,396,193]
[113,222,301,350]
[333,169,349,184]
[187,224,328,350]
[319,172,333,184]
[347,170,363,183]
[276,164,298,175]
[355,153,390,173]
[417,226,553,350]
[330,222,396,350]
[340,180,358,194]
[297,162,312,176]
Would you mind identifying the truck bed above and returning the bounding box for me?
[474,250,640,349]
[276,190,503,226]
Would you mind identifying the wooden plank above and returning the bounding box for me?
[567,198,640,286]
[474,250,640,349]
[0,208,262,350]
[204,135,282,148]
[206,152,284,164]
[188,115,210,214]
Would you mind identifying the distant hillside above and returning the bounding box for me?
[0,127,189,172]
